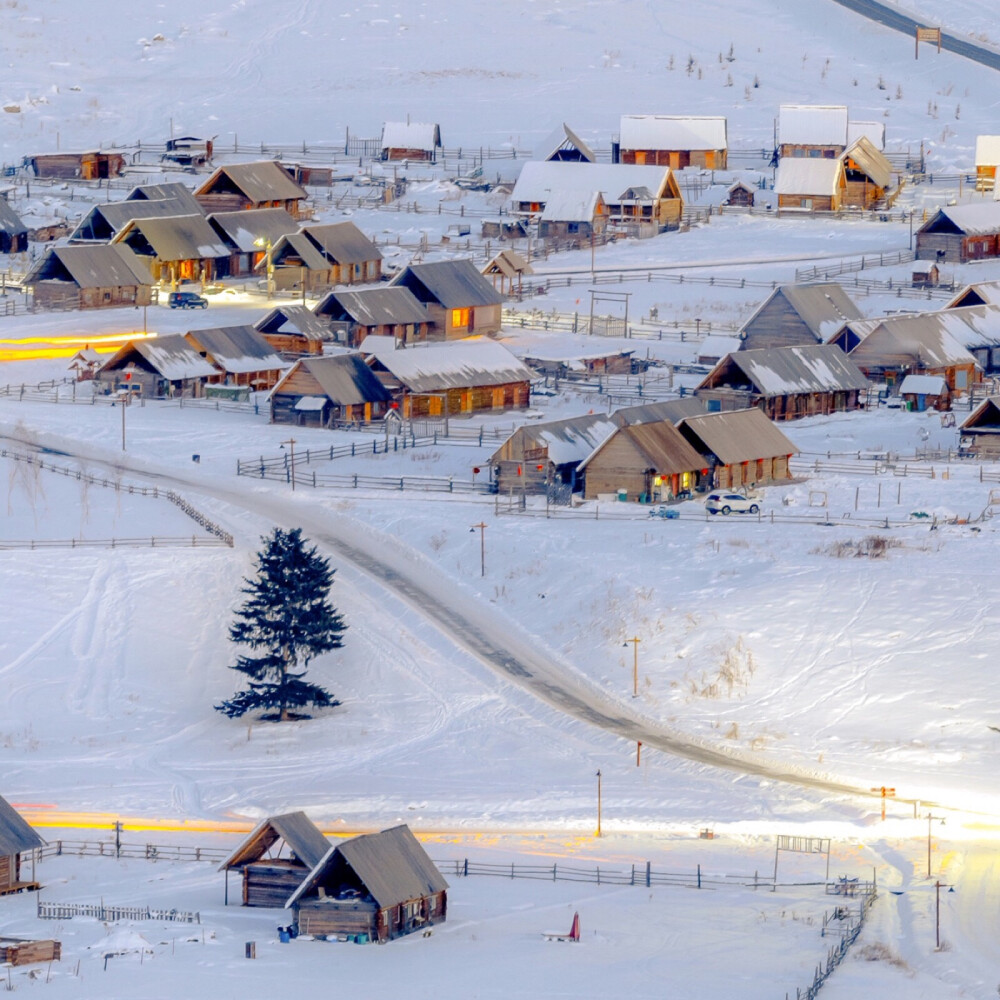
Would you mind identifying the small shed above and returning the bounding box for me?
[724,180,756,208]
[286,825,448,942]
[975,135,1000,191]
[94,334,218,398]
[774,158,845,213]
[960,397,1000,456]
[219,812,331,907]
[255,305,330,356]
[380,123,442,162]
[0,198,28,254]
[24,245,154,310]
[0,796,43,894]
[840,136,894,209]
[270,354,393,426]
[162,136,214,167]
[67,348,101,381]
[899,374,950,411]
[677,408,798,489]
[194,161,309,218]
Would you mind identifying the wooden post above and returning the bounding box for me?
[595,769,602,837]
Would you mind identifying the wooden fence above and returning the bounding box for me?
[31,839,228,864]
[37,899,200,924]
[0,536,230,551]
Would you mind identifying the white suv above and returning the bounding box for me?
[705,491,760,515]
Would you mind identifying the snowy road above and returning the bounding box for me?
[6,429,929,814]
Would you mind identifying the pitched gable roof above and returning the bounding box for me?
[314,286,429,327]
[195,161,307,203]
[98,334,219,382]
[577,421,705,476]
[536,122,596,163]
[489,412,618,467]
[370,338,532,393]
[126,183,203,214]
[113,215,229,261]
[286,824,447,910]
[272,354,392,406]
[0,198,28,236]
[25,244,154,288]
[0,795,44,855]
[741,284,862,343]
[255,305,332,340]
[678,408,798,464]
[380,122,441,152]
[207,208,298,252]
[219,812,331,872]
[700,344,870,396]
[919,203,1000,236]
[391,259,504,309]
[266,232,331,271]
[842,136,893,189]
[778,104,848,147]
[510,161,678,207]
[69,198,200,242]
[184,326,285,374]
[301,222,381,265]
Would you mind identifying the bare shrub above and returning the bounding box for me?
[855,943,909,969]
[816,535,901,559]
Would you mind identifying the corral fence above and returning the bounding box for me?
[0,445,234,546]
[435,857,777,891]
[791,882,877,1000]
[37,899,200,924]
[0,536,229,551]
[29,839,228,864]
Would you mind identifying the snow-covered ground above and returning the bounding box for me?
[3,0,1000,995]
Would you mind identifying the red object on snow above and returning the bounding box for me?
[569,912,580,941]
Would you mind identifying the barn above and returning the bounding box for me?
[696,344,870,420]
[616,114,728,169]
[0,795,44,895]
[219,813,331,907]
[286,825,447,943]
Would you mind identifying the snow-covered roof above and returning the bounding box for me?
[778,105,848,147]
[195,161,307,203]
[946,281,1000,309]
[842,136,893,189]
[317,287,429,327]
[490,412,618,468]
[207,208,298,253]
[921,203,1000,236]
[183,326,285,375]
[99,334,218,382]
[701,344,869,396]
[271,354,391,406]
[679,408,798,464]
[255,305,332,340]
[975,135,1000,167]
[847,121,885,150]
[774,158,843,196]
[843,308,987,368]
[370,338,533,393]
[511,161,677,206]
[25,244,154,288]
[540,189,603,222]
[482,249,532,280]
[577,421,705,477]
[0,197,26,235]
[380,122,441,152]
[69,197,194,242]
[619,115,728,151]
[899,374,948,395]
[301,222,381,264]
[392,259,504,309]
[113,215,230,261]
[742,284,863,342]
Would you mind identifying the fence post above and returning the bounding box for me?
[697,864,701,889]
[464,858,469,877]
[646,860,651,887]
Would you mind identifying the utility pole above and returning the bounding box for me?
[595,769,602,837]
[470,521,487,576]
[926,813,944,878]
[624,636,641,697]
[281,438,297,491]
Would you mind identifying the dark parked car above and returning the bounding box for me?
[168,291,208,309]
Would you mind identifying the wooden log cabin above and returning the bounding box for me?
[285,825,448,943]
[219,812,331,907]
[975,135,1000,191]
[695,344,870,421]
[184,326,287,390]
[777,105,848,159]
[255,305,330,356]
[112,215,230,285]
[23,150,125,180]
[738,284,862,352]
[380,122,442,162]
[206,208,298,279]
[94,334,218,399]
[840,136,895,209]
[270,354,392,426]
[23,245,154,310]
[916,204,1000,264]
[616,115,728,169]
[0,795,44,895]
[363,338,533,418]
[194,161,309,219]
[676,408,798,490]
[960,397,1000,456]
[390,260,503,339]
[313,286,431,347]
[774,158,845,213]
[0,939,61,966]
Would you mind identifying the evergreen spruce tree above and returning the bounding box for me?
[216,528,345,721]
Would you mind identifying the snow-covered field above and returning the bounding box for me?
[3,0,1000,995]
